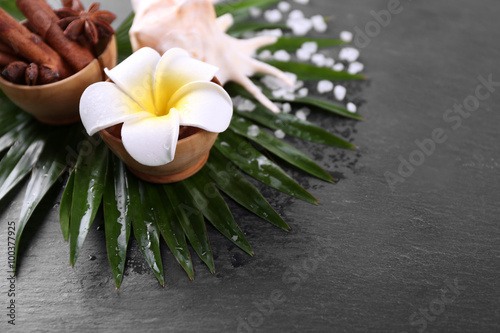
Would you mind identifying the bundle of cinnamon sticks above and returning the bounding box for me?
[0,0,116,85]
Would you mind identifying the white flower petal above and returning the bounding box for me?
[104,47,160,114]
[121,109,180,166]
[154,48,219,115]
[80,82,152,136]
[170,81,233,133]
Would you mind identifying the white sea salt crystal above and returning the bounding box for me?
[274,129,286,139]
[334,85,347,101]
[294,0,309,4]
[249,7,262,18]
[261,75,284,90]
[288,9,304,20]
[282,103,292,113]
[264,9,282,23]
[333,63,345,71]
[324,57,335,67]
[296,109,307,121]
[348,61,364,74]
[317,80,334,94]
[284,72,297,86]
[340,31,353,42]
[347,102,357,113]
[283,92,295,101]
[296,48,312,61]
[292,19,313,36]
[258,49,272,60]
[258,29,283,37]
[297,87,308,97]
[311,53,326,67]
[338,47,360,62]
[278,1,291,12]
[272,88,286,98]
[294,80,304,90]
[274,50,291,61]
[247,125,260,137]
[237,99,256,112]
[302,41,318,53]
[311,15,327,33]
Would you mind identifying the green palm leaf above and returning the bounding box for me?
[103,155,132,289]
[215,0,280,19]
[127,172,165,286]
[230,116,334,182]
[145,183,194,280]
[205,149,289,231]
[227,21,288,37]
[214,130,318,205]
[0,0,24,20]
[69,138,108,266]
[259,36,346,53]
[234,105,356,148]
[116,13,134,62]
[0,123,44,201]
[164,183,216,273]
[183,172,253,256]
[14,128,69,272]
[59,170,74,242]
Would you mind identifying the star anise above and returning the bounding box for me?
[55,1,117,45]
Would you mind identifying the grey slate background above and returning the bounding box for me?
[1,0,499,332]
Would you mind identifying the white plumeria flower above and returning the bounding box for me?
[80,47,233,166]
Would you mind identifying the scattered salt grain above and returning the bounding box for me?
[338,47,360,62]
[311,15,327,33]
[334,85,347,101]
[333,63,345,71]
[274,50,291,62]
[261,75,285,90]
[282,103,292,113]
[284,72,297,86]
[257,29,283,37]
[249,7,262,18]
[296,109,307,121]
[297,87,308,97]
[294,0,309,4]
[274,129,286,139]
[278,1,291,12]
[288,9,304,20]
[348,61,364,74]
[247,125,260,137]
[258,49,272,60]
[237,99,256,112]
[294,80,304,90]
[317,80,334,94]
[347,102,357,113]
[340,31,353,42]
[288,17,313,36]
[324,57,335,67]
[264,9,282,23]
[302,41,318,54]
[296,48,311,61]
[283,92,296,101]
[311,53,326,67]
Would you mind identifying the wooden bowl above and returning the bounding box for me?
[0,36,117,125]
[100,124,218,183]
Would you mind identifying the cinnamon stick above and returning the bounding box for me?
[0,8,71,79]
[0,52,21,67]
[16,0,95,72]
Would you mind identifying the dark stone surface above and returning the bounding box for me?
[1,0,500,332]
